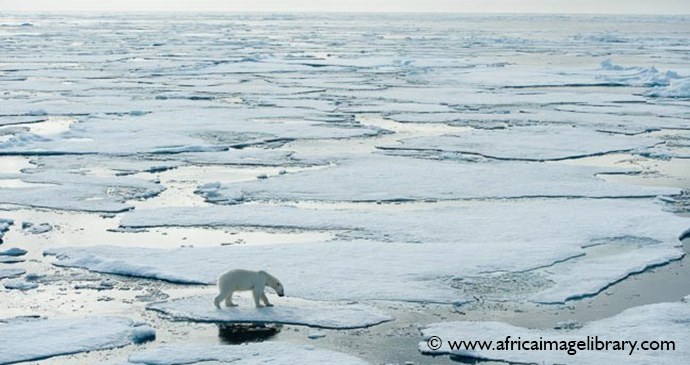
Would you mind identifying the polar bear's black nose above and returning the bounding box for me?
[279,293,285,297]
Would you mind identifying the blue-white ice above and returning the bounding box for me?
[147,295,392,329]
[0,317,155,364]
[420,296,690,365]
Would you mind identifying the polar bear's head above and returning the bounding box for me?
[265,272,285,297]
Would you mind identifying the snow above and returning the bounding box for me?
[0,268,26,280]
[0,317,155,364]
[377,126,661,161]
[126,342,369,365]
[196,156,679,204]
[147,295,392,329]
[420,296,690,365]
[48,198,689,304]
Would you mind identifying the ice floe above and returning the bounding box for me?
[0,248,27,256]
[3,280,38,291]
[377,126,661,161]
[49,198,689,303]
[0,317,155,364]
[0,109,383,156]
[420,296,690,365]
[125,342,368,365]
[195,156,679,204]
[0,268,25,280]
[0,171,164,212]
[0,218,12,244]
[147,295,391,329]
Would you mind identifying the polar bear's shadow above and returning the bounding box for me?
[217,323,282,344]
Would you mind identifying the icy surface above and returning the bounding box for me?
[197,156,678,203]
[0,248,27,256]
[0,268,25,280]
[0,219,12,244]
[0,172,164,212]
[0,317,156,363]
[126,342,369,365]
[3,280,38,290]
[420,296,690,365]
[378,126,661,161]
[48,199,688,303]
[147,295,392,329]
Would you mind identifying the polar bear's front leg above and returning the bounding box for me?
[253,287,264,308]
[261,292,273,307]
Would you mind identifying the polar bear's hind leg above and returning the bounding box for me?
[224,291,237,307]
[213,290,228,308]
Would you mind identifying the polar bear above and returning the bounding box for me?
[213,269,285,308]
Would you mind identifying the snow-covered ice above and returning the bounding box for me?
[0,171,164,212]
[0,317,155,364]
[3,280,38,291]
[196,156,679,204]
[0,268,25,280]
[48,198,689,303]
[125,342,368,365]
[378,126,662,161]
[147,295,392,329]
[420,296,690,365]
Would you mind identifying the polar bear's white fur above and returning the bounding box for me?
[213,269,285,308]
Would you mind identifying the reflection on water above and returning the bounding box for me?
[218,323,282,344]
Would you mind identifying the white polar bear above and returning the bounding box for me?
[213,269,285,308]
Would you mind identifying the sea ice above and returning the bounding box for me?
[0,171,164,212]
[646,78,690,98]
[48,198,688,303]
[195,156,679,204]
[147,295,392,329]
[0,109,383,155]
[3,280,38,291]
[0,317,155,364]
[0,219,12,244]
[0,268,25,280]
[420,296,690,365]
[377,126,661,161]
[0,248,27,256]
[125,342,368,365]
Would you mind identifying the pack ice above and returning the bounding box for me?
[147,295,392,329]
[420,296,690,365]
[0,317,155,364]
[0,171,164,212]
[377,126,662,161]
[195,156,678,203]
[48,198,688,304]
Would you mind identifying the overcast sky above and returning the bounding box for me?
[0,0,687,14]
